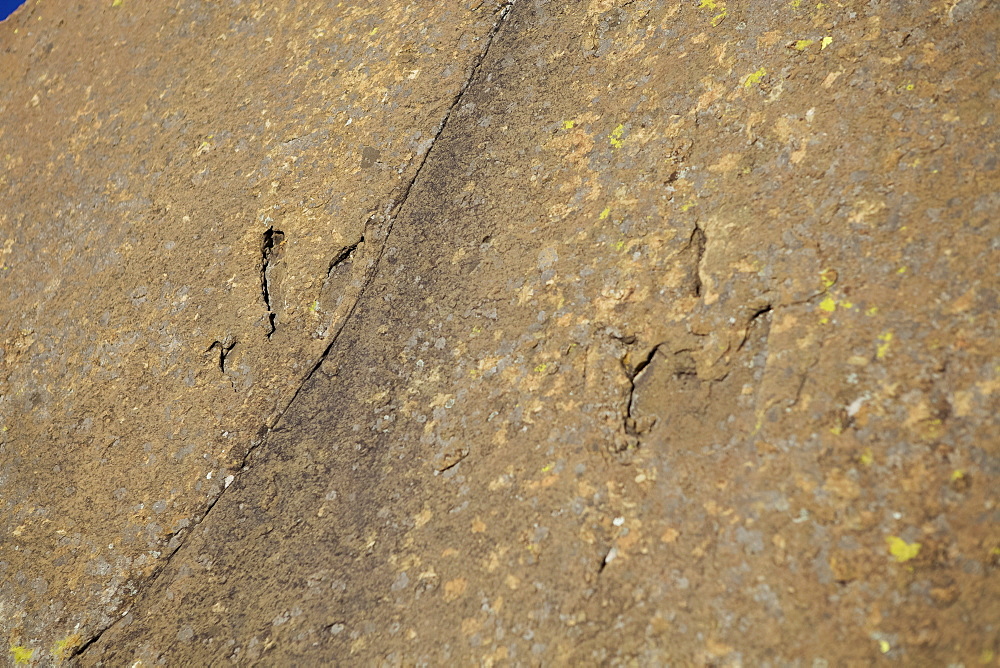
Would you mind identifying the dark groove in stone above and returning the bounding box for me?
[261,226,284,339]
[72,3,518,659]
[327,236,363,275]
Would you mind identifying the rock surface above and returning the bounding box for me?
[1,0,997,665]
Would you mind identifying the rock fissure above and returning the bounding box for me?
[67,481,230,660]
[687,221,706,298]
[206,338,237,373]
[613,342,664,455]
[72,5,518,659]
[737,304,773,351]
[326,235,363,275]
[260,226,285,339]
[268,0,517,426]
[624,343,660,420]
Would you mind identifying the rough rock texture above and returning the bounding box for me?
[1,0,998,665]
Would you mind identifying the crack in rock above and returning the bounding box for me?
[71,4,520,661]
[206,338,237,372]
[623,343,661,436]
[685,221,707,298]
[260,226,285,339]
[326,235,363,276]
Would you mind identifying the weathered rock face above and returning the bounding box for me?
[2,0,997,665]
[0,0,508,660]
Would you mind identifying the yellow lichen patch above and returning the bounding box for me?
[696,0,727,27]
[793,39,814,51]
[886,535,921,563]
[816,291,855,324]
[859,449,874,466]
[52,634,83,659]
[608,124,625,148]
[599,206,611,220]
[744,67,767,87]
[876,331,893,359]
[562,120,575,129]
[821,36,833,49]
[820,268,838,289]
[10,646,33,665]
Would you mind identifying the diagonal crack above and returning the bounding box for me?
[73,2,517,659]
[326,235,363,275]
[245,0,517,452]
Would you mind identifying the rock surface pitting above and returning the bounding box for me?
[1,0,997,664]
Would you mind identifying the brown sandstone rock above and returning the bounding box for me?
[1,0,997,665]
